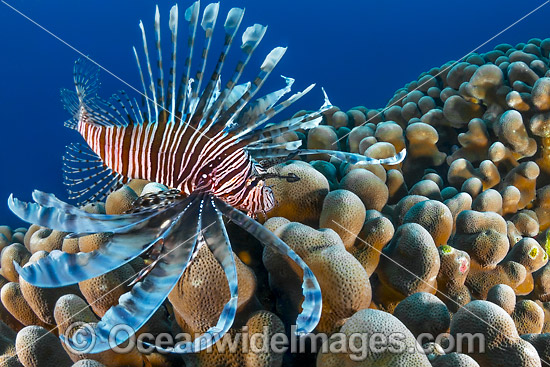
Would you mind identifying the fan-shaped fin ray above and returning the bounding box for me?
[62,143,125,207]
[13,196,194,288]
[214,197,321,335]
[176,0,200,115]
[7,193,179,236]
[62,195,203,353]
[156,195,238,353]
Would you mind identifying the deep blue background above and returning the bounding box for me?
[1,0,549,227]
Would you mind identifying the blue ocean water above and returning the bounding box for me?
[0,0,548,228]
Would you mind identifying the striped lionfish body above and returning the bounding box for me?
[8,1,405,354]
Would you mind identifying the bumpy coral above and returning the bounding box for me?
[339,168,388,212]
[452,210,509,269]
[170,243,258,335]
[319,189,366,250]
[263,161,329,226]
[373,223,440,312]
[393,292,450,340]
[350,210,394,276]
[436,245,471,312]
[430,353,481,367]
[10,34,550,367]
[511,300,545,335]
[264,220,371,333]
[15,326,73,367]
[487,284,517,314]
[402,199,453,247]
[450,300,540,366]
[316,309,431,366]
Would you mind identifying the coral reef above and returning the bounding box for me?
[9,36,550,367]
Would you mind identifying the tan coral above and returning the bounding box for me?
[487,284,516,314]
[402,199,453,247]
[316,309,431,366]
[53,294,147,367]
[373,121,405,152]
[502,185,522,216]
[78,263,135,317]
[393,292,450,340]
[339,168,388,212]
[501,161,539,210]
[392,195,429,227]
[450,300,540,366]
[436,245,471,313]
[533,262,550,302]
[464,63,504,101]
[493,110,537,159]
[511,300,545,335]
[430,353,480,367]
[489,141,520,172]
[1,282,53,330]
[461,177,483,199]
[447,118,490,165]
[23,225,40,251]
[319,189,366,250]
[521,333,550,365]
[386,169,408,205]
[351,211,394,276]
[15,326,72,367]
[466,261,527,300]
[0,320,20,367]
[533,185,550,231]
[19,251,81,325]
[408,179,442,201]
[348,126,374,154]
[306,125,339,161]
[28,228,67,254]
[444,192,473,232]
[447,159,500,189]
[105,185,138,215]
[1,244,31,283]
[170,244,258,335]
[403,122,446,183]
[442,95,484,128]
[471,188,503,213]
[77,203,109,253]
[185,310,285,367]
[503,237,547,295]
[262,161,329,226]
[374,223,440,312]
[264,222,371,334]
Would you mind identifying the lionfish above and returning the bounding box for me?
[8,1,405,353]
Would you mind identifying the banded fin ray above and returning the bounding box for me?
[176,1,200,116]
[227,76,294,135]
[160,195,239,353]
[214,198,322,335]
[192,6,245,131]
[62,143,126,206]
[239,87,332,144]
[63,195,203,353]
[12,196,194,288]
[7,193,176,236]
[190,2,220,108]
[202,24,267,135]
[208,46,286,135]
[167,4,179,122]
